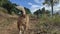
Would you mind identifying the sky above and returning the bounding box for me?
[10,0,60,13]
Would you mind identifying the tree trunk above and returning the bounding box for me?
[51,0,53,17]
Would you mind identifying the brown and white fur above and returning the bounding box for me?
[16,6,29,34]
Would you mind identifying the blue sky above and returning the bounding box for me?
[10,0,45,12]
[10,0,44,8]
[10,0,60,13]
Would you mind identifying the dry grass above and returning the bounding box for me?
[0,15,19,34]
[0,8,19,34]
[0,8,60,34]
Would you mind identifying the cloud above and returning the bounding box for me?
[30,4,41,13]
[53,4,60,13]
[28,0,60,13]
[31,5,40,8]
[34,0,44,3]
[28,2,33,5]
[28,2,49,13]
[34,0,41,3]
[28,2,40,13]
[27,0,45,13]
[28,2,50,13]
[44,3,60,13]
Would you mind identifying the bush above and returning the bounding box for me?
[35,15,60,34]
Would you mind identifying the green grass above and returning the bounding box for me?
[35,15,60,34]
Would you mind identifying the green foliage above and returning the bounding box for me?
[45,10,50,14]
[0,0,22,15]
[35,15,60,34]
[33,7,50,18]
[2,1,13,14]
[0,0,20,15]
[34,9,42,18]
[43,0,59,5]
[41,7,45,14]
[0,0,31,15]
[34,9,42,15]
[0,0,8,6]
[54,12,59,15]
[24,7,31,14]
[12,8,22,15]
[34,7,50,15]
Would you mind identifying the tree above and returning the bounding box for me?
[0,0,22,15]
[41,7,50,16]
[45,10,50,14]
[2,1,14,14]
[0,0,13,14]
[34,7,50,18]
[43,0,59,16]
[2,0,19,14]
[54,12,59,15]
[41,7,45,14]
[34,9,42,18]
[0,0,8,6]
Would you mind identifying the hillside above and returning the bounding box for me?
[0,7,19,34]
[0,7,60,34]
[0,7,40,34]
[0,7,34,34]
